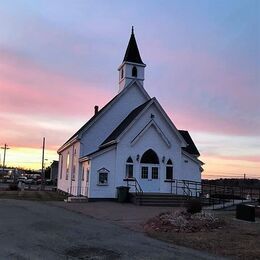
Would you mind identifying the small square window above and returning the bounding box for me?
[97,168,109,185]
[99,172,108,184]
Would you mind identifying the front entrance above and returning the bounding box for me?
[138,149,160,192]
[140,164,160,192]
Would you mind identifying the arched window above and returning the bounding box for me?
[126,157,134,178]
[132,66,137,77]
[166,159,173,180]
[140,149,159,164]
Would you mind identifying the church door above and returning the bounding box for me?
[140,164,160,192]
[139,149,160,192]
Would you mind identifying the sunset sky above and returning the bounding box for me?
[0,0,259,179]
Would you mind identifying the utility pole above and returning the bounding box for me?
[41,137,45,190]
[1,144,10,175]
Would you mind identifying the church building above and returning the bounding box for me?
[57,28,203,199]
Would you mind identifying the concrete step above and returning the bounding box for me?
[135,196,190,201]
[65,196,88,203]
[138,202,188,207]
[131,193,205,207]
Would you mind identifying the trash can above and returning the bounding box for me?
[116,186,130,202]
[236,204,255,222]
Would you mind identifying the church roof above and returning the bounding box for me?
[123,27,144,64]
[60,93,120,148]
[178,130,200,156]
[101,99,151,146]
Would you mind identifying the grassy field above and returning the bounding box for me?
[0,190,66,201]
[145,210,260,259]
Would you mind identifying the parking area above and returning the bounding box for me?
[0,199,219,260]
[50,201,180,232]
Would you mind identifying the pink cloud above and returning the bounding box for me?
[205,154,260,163]
[0,48,113,118]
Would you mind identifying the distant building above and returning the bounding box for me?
[49,161,58,184]
[57,28,203,198]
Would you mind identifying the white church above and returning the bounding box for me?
[57,28,203,199]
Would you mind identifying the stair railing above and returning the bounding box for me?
[124,177,143,196]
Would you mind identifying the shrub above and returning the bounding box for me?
[9,183,19,191]
[186,199,202,214]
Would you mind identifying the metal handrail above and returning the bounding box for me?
[168,178,260,209]
[124,177,143,195]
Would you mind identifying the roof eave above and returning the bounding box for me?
[57,136,78,154]
[182,150,204,165]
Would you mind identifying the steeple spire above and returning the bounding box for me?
[118,27,146,92]
[123,27,144,64]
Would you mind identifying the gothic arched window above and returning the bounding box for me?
[166,159,173,180]
[140,149,159,164]
[126,156,133,178]
[132,66,137,77]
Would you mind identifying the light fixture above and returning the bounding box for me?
[162,156,165,163]
[136,154,140,161]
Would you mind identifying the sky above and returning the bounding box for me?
[0,0,259,179]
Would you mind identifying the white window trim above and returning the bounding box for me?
[97,168,109,186]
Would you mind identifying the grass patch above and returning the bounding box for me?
[0,190,66,201]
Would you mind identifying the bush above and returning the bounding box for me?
[186,199,202,214]
[9,183,19,191]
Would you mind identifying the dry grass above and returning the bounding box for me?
[145,210,260,260]
[0,190,66,201]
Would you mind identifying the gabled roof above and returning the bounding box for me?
[59,93,119,149]
[101,99,151,146]
[100,98,187,148]
[123,27,144,64]
[57,80,150,153]
[178,130,200,156]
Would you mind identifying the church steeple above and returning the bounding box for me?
[123,26,144,65]
[118,27,146,92]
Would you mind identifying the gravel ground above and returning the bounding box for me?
[0,199,223,260]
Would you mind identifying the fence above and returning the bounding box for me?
[169,179,260,209]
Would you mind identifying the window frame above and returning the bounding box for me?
[125,156,134,179]
[141,166,148,179]
[65,152,70,180]
[82,166,84,181]
[166,159,173,180]
[97,168,109,186]
[59,155,63,179]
